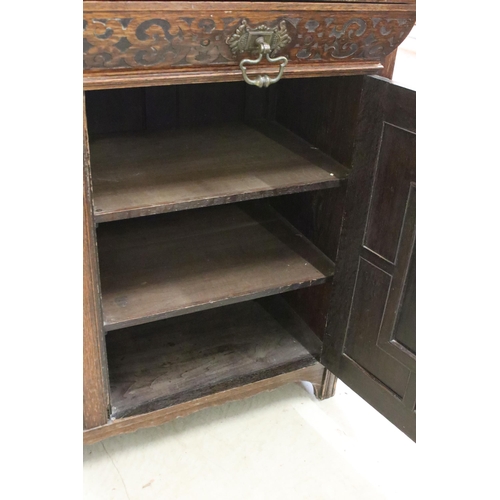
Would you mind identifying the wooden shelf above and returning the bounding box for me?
[89,122,347,222]
[97,203,335,331]
[106,298,320,419]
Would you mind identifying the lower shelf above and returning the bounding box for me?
[106,297,321,419]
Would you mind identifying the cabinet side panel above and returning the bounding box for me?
[270,187,346,340]
[84,95,110,429]
[270,77,362,340]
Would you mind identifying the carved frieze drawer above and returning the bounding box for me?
[83,1,416,89]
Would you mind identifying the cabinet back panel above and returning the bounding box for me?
[177,82,246,128]
[85,82,247,139]
[86,87,146,136]
[144,85,178,132]
[86,76,362,163]
[275,76,363,168]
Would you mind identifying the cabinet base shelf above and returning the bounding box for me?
[84,362,328,445]
[106,297,323,419]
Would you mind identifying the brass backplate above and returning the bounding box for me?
[227,20,291,56]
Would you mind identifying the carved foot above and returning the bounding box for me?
[310,367,337,400]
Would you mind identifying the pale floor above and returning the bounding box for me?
[84,380,415,500]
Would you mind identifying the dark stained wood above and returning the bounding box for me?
[83,95,110,430]
[280,283,332,340]
[83,3,415,75]
[89,123,346,222]
[343,257,410,396]
[244,85,272,122]
[86,82,245,138]
[336,356,415,439]
[276,76,364,168]
[259,295,323,359]
[311,369,337,400]
[402,371,416,411]
[85,88,145,138]
[322,75,416,441]
[143,85,177,131]
[106,299,319,418]
[379,50,397,80]
[250,119,350,181]
[267,76,363,342]
[274,185,346,357]
[363,123,416,263]
[97,203,336,331]
[270,187,347,340]
[83,362,326,445]
[84,62,384,91]
[270,188,347,262]
[177,82,246,128]
[376,183,416,369]
[393,246,416,354]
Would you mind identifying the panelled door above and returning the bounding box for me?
[322,75,416,441]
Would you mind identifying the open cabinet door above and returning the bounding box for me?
[322,75,416,441]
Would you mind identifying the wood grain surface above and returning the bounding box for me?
[97,202,336,330]
[267,75,361,341]
[85,2,416,10]
[83,1,416,90]
[83,362,326,444]
[379,50,397,79]
[322,75,416,440]
[83,96,110,429]
[275,75,364,167]
[84,1,415,4]
[90,122,346,222]
[84,62,383,90]
[106,298,319,418]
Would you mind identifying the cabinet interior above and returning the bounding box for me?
[85,77,363,419]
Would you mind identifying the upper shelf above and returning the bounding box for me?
[83,2,416,89]
[89,122,346,222]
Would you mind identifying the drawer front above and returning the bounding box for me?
[83,2,415,86]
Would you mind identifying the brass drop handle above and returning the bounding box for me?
[227,20,291,88]
[239,38,288,88]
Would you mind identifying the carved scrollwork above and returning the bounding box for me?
[84,18,190,69]
[83,12,415,70]
[362,18,411,58]
[291,16,412,61]
[322,18,366,59]
[329,18,367,39]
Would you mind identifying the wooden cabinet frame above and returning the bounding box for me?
[83,1,416,443]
